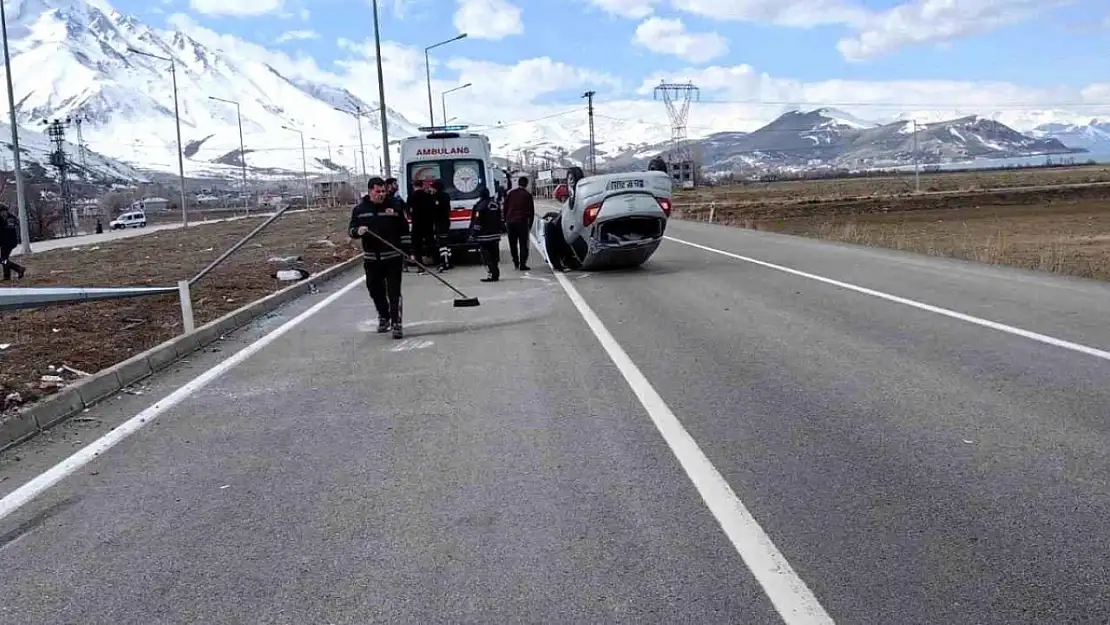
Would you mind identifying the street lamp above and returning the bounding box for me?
[440,83,471,126]
[281,125,310,208]
[309,136,334,207]
[1,0,29,254]
[372,0,392,175]
[424,33,467,126]
[333,103,378,178]
[127,47,188,226]
[208,96,249,215]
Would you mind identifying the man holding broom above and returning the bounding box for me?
[349,176,411,339]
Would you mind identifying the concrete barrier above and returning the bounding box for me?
[0,254,363,452]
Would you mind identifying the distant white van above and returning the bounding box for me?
[109,210,147,230]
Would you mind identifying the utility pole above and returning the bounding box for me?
[582,90,596,175]
[209,96,248,214]
[912,119,921,193]
[373,0,392,175]
[128,47,188,226]
[334,102,369,178]
[1,0,29,254]
[281,125,310,207]
[654,80,700,186]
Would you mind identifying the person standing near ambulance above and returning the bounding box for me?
[468,185,503,282]
[431,179,453,271]
[349,177,411,339]
[502,176,535,271]
[407,179,436,275]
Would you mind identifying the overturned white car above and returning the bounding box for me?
[533,168,673,271]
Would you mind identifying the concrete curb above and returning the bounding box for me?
[0,254,363,452]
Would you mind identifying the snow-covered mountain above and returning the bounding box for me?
[1029,119,1110,154]
[597,109,1077,174]
[0,0,421,181]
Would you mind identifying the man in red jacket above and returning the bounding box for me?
[501,176,535,271]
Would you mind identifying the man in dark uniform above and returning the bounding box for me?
[430,179,453,271]
[407,179,436,275]
[0,204,25,280]
[468,185,503,282]
[348,177,411,339]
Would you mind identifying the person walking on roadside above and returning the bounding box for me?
[430,179,454,271]
[469,185,504,282]
[348,177,411,339]
[502,176,535,271]
[0,204,26,281]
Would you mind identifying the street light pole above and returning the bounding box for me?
[440,82,471,127]
[209,96,248,214]
[1,0,29,254]
[334,103,376,179]
[129,47,188,226]
[310,137,334,207]
[372,0,393,175]
[423,33,467,127]
[282,125,310,208]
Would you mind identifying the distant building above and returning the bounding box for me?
[313,180,351,205]
[131,196,169,212]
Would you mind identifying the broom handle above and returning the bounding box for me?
[360,228,470,299]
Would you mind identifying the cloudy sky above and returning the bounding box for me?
[122,0,1110,131]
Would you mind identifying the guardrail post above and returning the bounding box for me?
[178,280,195,333]
[709,203,716,223]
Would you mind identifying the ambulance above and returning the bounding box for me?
[398,125,494,258]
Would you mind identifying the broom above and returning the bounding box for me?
[360,228,481,307]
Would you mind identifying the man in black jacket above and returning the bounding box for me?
[407,179,436,275]
[502,176,535,271]
[0,204,26,281]
[468,185,503,282]
[349,177,411,339]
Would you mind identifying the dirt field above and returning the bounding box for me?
[677,164,1110,206]
[1,208,358,416]
[676,180,1110,283]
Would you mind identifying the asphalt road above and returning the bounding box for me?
[3,217,1110,623]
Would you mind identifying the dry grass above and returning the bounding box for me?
[1,207,358,414]
[676,164,1110,207]
[733,201,1110,280]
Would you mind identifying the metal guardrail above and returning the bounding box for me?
[0,203,302,334]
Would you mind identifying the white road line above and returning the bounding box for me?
[0,275,365,522]
[530,235,834,624]
[666,235,1110,363]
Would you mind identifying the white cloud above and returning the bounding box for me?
[453,0,524,40]
[837,0,1068,61]
[188,0,283,17]
[671,0,868,28]
[591,0,1067,61]
[632,63,1110,132]
[276,29,318,43]
[633,16,728,62]
[583,0,662,18]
